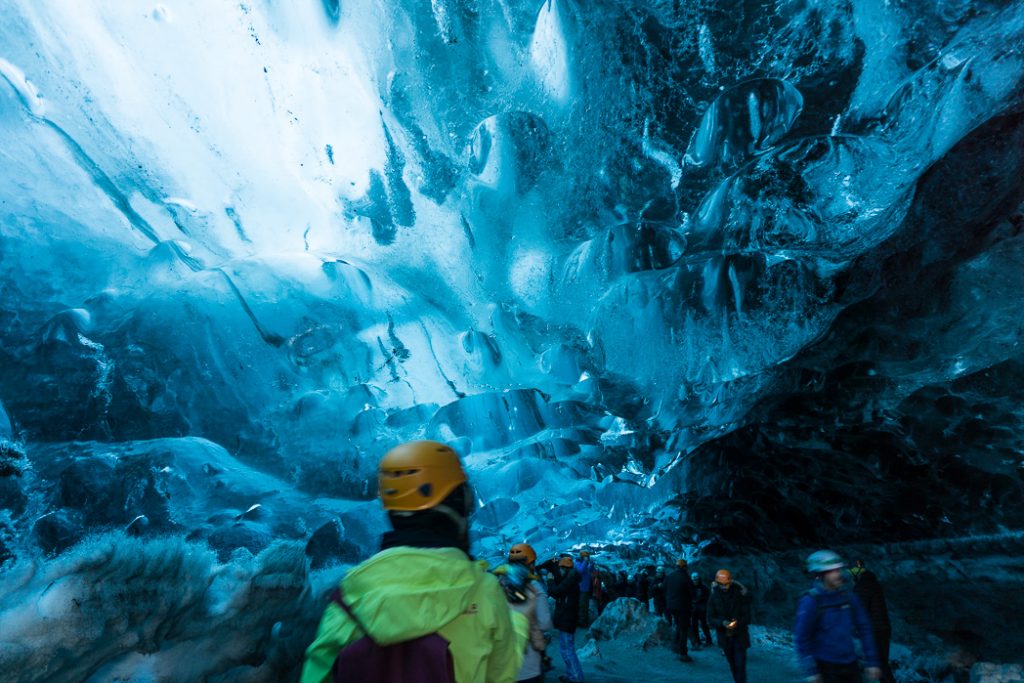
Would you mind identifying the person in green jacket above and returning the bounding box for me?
[301,440,529,683]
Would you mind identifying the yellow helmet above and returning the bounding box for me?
[378,441,468,512]
[509,543,538,565]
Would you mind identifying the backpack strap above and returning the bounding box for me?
[330,585,377,646]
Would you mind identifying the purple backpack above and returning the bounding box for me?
[329,587,456,683]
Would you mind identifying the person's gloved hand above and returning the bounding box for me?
[865,667,882,680]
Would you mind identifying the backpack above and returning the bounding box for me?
[329,587,457,683]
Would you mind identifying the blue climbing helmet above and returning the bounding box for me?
[493,562,532,603]
[806,549,845,574]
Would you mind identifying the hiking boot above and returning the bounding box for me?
[680,654,694,662]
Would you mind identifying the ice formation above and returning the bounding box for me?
[1,0,1023,679]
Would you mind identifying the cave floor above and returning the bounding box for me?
[546,632,800,683]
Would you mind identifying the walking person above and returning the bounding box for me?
[506,543,552,683]
[613,571,628,601]
[592,570,609,617]
[635,568,651,609]
[795,550,881,683]
[664,558,695,662]
[574,551,594,628]
[707,569,751,683]
[651,567,667,618]
[851,559,893,683]
[689,571,712,648]
[549,556,585,683]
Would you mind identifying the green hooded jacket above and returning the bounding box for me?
[301,546,528,683]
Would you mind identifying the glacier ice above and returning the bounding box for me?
[684,78,805,168]
[0,532,316,682]
[1,0,1024,678]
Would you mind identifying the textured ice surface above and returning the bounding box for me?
[0,533,317,682]
[2,0,1024,677]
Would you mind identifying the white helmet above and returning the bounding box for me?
[807,549,845,574]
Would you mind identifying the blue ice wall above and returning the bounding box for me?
[1,1,1024,678]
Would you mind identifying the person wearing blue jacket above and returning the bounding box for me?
[795,550,882,683]
[574,551,593,627]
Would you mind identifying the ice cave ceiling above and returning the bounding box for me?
[2,0,1024,570]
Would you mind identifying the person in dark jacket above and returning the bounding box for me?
[689,571,712,648]
[664,558,695,662]
[651,567,667,618]
[635,569,651,607]
[706,569,751,683]
[795,551,880,683]
[593,569,610,616]
[851,559,893,683]
[613,571,629,600]
[549,556,584,683]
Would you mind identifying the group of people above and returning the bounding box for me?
[643,559,753,681]
[648,560,720,659]
[299,440,897,683]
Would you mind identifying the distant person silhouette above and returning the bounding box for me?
[850,559,893,683]
[548,556,584,683]
[689,572,712,648]
[665,559,695,662]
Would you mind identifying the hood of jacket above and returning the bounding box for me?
[712,580,748,596]
[339,546,489,645]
